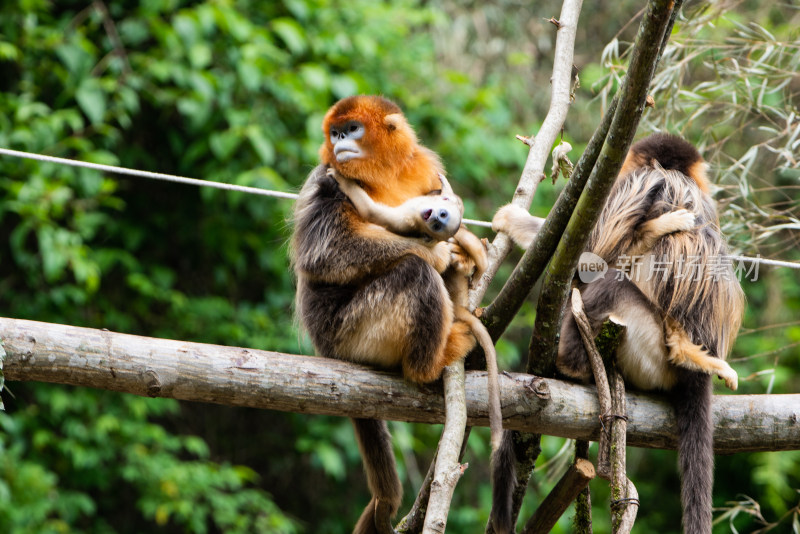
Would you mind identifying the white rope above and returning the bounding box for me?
[462,218,493,228]
[728,255,800,269]
[0,147,797,269]
[0,147,494,228]
[0,147,298,200]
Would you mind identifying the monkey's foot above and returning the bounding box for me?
[492,204,528,233]
[449,241,477,277]
[716,363,738,391]
[491,204,540,250]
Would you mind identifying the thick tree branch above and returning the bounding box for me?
[479,2,585,530]
[482,95,617,342]
[528,0,678,377]
[483,0,686,342]
[2,318,798,454]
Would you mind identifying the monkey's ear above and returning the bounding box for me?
[383,113,417,140]
[438,173,455,196]
[383,113,404,131]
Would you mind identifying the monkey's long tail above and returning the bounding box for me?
[672,370,714,534]
[459,310,508,533]
[352,418,403,534]
[489,430,517,534]
[460,312,503,452]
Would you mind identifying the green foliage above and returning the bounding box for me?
[0,386,297,533]
[0,0,798,533]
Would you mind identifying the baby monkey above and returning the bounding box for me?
[329,168,504,451]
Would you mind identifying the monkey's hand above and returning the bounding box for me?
[666,208,697,232]
[415,241,452,274]
[327,167,361,198]
[716,361,739,391]
[652,208,697,234]
[631,208,698,256]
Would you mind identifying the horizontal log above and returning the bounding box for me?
[1,317,798,453]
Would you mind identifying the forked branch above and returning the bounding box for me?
[570,288,638,533]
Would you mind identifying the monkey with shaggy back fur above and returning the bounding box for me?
[490,133,744,534]
[291,95,486,534]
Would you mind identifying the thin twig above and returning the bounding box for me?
[608,367,638,533]
[91,1,133,76]
[482,95,619,342]
[469,0,583,312]
[481,2,585,531]
[398,430,473,534]
[423,363,468,533]
[569,288,638,533]
[569,289,613,476]
[397,454,437,533]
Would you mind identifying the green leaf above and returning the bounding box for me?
[271,18,307,55]
[209,129,243,160]
[56,43,90,76]
[173,14,198,47]
[0,41,19,61]
[246,126,275,164]
[37,226,74,282]
[300,63,329,91]
[331,74,360,98]
[188,42,212,69]
[75,79,107,125]
[314,443,346,481]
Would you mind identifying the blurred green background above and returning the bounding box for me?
[0,1,798,532]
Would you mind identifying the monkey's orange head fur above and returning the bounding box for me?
[320,95,443,206]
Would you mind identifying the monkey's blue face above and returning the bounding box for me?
[330,121,365,163]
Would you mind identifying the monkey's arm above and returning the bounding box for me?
[491,204,545,250]
[328,169,421,234]
[293,166,450,284]
[629,208,696,257]
[332,164,486,288]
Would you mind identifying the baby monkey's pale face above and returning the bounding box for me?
[417,194,462,241]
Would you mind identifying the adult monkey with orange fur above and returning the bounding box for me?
[291,96,482,534]
[492,134,744,534]
[329,168,503,454]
